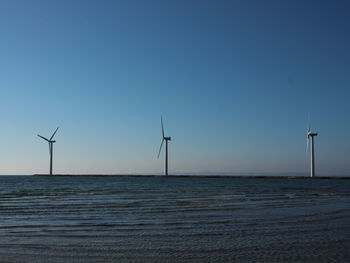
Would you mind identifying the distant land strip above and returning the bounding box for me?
[32,174,350,179]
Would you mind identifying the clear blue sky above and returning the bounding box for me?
[0,0,349,175]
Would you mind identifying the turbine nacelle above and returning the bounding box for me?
[307,132,318,137]
[164,136,171,141]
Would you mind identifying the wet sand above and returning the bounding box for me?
[2,176,349,262]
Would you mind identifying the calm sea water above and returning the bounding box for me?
[0,176,349,263]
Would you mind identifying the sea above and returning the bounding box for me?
[0,175,349,263]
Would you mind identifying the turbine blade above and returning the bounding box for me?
[306,113,310,159]
[50,127,59,141]
[157,139,164,159]
[38,134,49,142]
[161,116,165,138]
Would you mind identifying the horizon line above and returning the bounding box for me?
[0,172,349,178]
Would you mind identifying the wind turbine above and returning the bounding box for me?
[306,118,318,178]
[157,117,171,176]
[38,127,59,176]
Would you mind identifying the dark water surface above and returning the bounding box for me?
[1,176,349,262]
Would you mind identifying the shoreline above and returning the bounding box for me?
[32,174,350,179]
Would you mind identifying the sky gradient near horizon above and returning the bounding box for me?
[0,0,349,175]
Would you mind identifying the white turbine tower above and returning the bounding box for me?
[307,118,318,178]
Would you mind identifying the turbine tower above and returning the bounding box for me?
[38,127,59,176]
[158,117,171,176]
[307,119,318,178]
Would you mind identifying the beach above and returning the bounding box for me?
[1,176,349,262]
